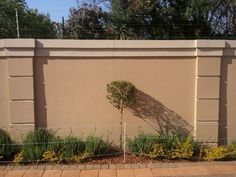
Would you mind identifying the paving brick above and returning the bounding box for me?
[139,164,147,168]
[61,165,70,170]
[147,163,155,168]
[153,163,162,168]
[170,167,199,176]
[61,170,80,177]
[80,170,98,177]
[207,165,236,175]
[109,164,116,169]
[134,168,153,177]
[100,164,108,169]
[12,166,24,170]
[28,165,38,170]
[53,164,61,170]
[115,164,124,169]
[42,170,61,177]
[23,170,44,177]
[0,170,8,177]
[85,164,93,170]
[5,170,26,177]
[37,165,45,170]
[0,166,6,170]
[77,165,85,170]
[69,165,78,170]
[225,165,236,174]
[117,169,135,177]
[99,169,116,177]
[151,168,172,177]
[45,165,54,170]
[123,164,132,169]
[193,166,209,176]
[131,164,139,169]
[4,166,13,171]
[93,164,101,169]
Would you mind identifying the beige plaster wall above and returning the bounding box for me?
[220,57,236,144]
[1,39,236,144]
[0,58,10,129]
[34,57,195,140]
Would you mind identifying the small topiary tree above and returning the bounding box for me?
[106,80,135,149]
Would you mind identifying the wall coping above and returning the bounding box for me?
[0,39,236,57]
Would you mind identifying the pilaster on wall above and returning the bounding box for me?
[4,39,35,140]
[195,40,224,143]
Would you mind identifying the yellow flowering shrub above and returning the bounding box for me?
[204,146,229,161]
[73,152,90,162]
[42,150,62,163]
[147,144,165,159]
[13,151,24,164]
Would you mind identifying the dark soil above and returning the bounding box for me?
[83,153,192,164]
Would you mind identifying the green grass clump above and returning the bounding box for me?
[22,129,60,161]
[0,129,18,160]
[127,132,199,160]
[60,136,85,160]
[85,135,110,155]
[127,133,160,155]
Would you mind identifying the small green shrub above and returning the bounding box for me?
[166,135,194,159]
[22,129,60,161]
[204,146,229,161]
[0,129,18,160]
[127,133,160,155]
[42,150,62,163]
[226,142,236,158]
[147,143,165,159]
[13,151,24,164]
[85,135,110,155]
[60,136,85,160]
[128,132,196,160]
[73,152,90,162]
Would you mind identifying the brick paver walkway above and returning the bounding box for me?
[1,162,236,177]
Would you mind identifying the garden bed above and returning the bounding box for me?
[1,129,236,164]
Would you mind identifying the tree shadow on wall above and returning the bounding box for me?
[129,89,193,134]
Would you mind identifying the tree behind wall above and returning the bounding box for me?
[0,0,56,39]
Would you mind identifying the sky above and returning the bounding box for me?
[25,0,77,22]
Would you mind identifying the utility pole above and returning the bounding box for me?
[15,8,20,38]
[62,16,65,38]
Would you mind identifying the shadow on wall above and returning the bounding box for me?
[34,58,48,128]
[129,89,193,134]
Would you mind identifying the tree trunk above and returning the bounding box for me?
[120,100,124,150]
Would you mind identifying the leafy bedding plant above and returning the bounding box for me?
[1,128,236,163]
[22,129,60,162]
[0,129,18,161]
[128,132,202,160]
[10,129,112,164]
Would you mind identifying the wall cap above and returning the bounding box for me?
[0,39,236,57]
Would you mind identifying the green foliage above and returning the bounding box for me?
[65,3,111,39]
[0,0,56,38]
[0,129,17,160]
[42,150,62,163]
[73,152,90,163]
[225,142,236,158]
[85,135,110,155]
[204,146,229,161]
[106,80,135,110]
[127,133,160,155]
[13,151,24,164]
[166,135,193,159]
[60,136,85,160]
[147,144,165,159]
[22,129,59,161]
[128,132,196,160]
